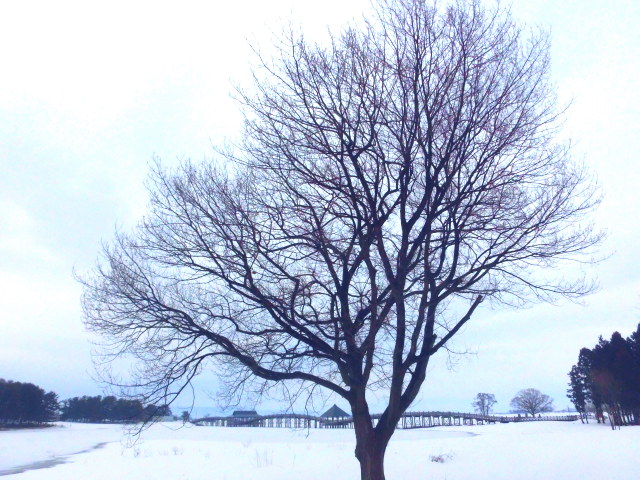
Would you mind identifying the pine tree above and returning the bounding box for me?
[568,323,640,428]
[567,365,588,423]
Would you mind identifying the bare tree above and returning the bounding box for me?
[511,388,554,416]
[472,393,497,417]
[80,1,600,479]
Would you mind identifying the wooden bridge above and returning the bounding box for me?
[192,411,579,429]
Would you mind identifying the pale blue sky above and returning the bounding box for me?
[1,0,639,414]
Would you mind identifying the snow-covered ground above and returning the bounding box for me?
[1,420,638,479]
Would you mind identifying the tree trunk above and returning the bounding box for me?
[351,394,391,480]
[355,433,388,480]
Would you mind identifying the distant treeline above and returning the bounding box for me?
[1,378,173,426]
[0,378,59,426]
[567,323,640,428]
[60,395,172,423]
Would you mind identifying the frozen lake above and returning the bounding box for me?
[1,420,638,479]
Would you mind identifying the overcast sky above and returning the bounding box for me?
[1,0,639,415]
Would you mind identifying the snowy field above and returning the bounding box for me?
[1,420,638,479]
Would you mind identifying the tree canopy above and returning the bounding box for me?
[567,324,640,428]
[510,388,554,416]
[80,1,600,479]
[472,393,497,417]
[0,379,58,426]
[60,395,172,423]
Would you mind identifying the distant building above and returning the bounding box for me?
[231,410,259,418]
[321,404,350,420]
[156,415,176,422]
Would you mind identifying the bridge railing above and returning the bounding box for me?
[192,411,579,427]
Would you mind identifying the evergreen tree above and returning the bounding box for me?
[626,325,640,424]
[59,395,167,423]
[567,323,640,428]
[0,379,59,425]
[567,365,588,423]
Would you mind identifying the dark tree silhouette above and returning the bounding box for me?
[80,1,600,479]
[59,395,169,423]
[570,327,640,429]
[472,393,497,417]
[510,388,554,416]
[567,363,589,423]
[0,379,58,426]
[629,325,640,422]
[42,392,59,423]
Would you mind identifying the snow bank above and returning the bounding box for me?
[1,420,638,479]
[0,423,125,474]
